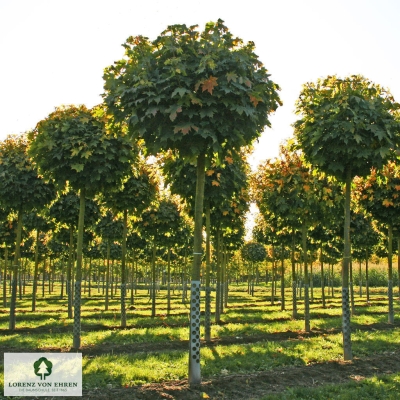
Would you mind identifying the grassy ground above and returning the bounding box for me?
[0,282,399,399]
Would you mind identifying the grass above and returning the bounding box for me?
[261,373,400,400]
[0,282,399,398]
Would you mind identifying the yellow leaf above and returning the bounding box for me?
[201,76,218,95]
[212,180,220,186]
[206,169,214,176]
[225,156,234,164]
[383,199,393,207]
[249,94,260,107]
[202,393,210,399]
[223,211,229,216]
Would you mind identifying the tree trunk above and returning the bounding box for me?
[105,240,110,311]
[3,247,8,307]
[67,226,74,319]
[167,249,171,315]
[388,224,394,324]
[88,257,92,298]
[271,244,275,305]
[9,208,23,330]
[291,229,297,318]
[73,187,86,349]
[350,260,355,316]
[204,201,212,342]
[188,151,205,386]
[398,238,400,298]
[366,250,370,302]
[32,230,40,311]
[320,244,326,309]
[151,243,156,318]
[302,222,310,333]
[310,262,314,303]
[215,227,221,322]
[280,248,285,311]
[120,209,128,328]
[342,169,353,361]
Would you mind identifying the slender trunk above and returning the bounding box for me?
[32,230,40,311]
[3,247,8,307]
[105,240,110,311]
[60,264,64,300]
[188,151,205,386]
[342,169,353,361]
[67,226,74,319]
[88,257,92,298]
[366,250,370,302]
[291,229,297,318]
[151,243,156,318]
[120,209,128,328]
[9,209,23,330]
[271,244,275,305]
[302,222,310,332]
[280,247,285,311]
[167,249,171,315]
[130,249,136,305]
[204,201,211,341]
[48,257,52,294]
[398,238,400,298]
[215,227,221,322]
[388,224,394,324]
[42,257,46,298]
[73,187,86,349]
[358,260,362,297]
[320,243,326,308]
[310,261,314,303]
[224,251,229,309]
[350,259,355,316]
[220,242,225,314]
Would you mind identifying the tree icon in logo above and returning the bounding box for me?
[33,357,53,380]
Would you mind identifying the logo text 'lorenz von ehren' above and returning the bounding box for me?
[4,353,82,397]
[33,357,53,380]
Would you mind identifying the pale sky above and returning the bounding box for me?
[1,0,400,170]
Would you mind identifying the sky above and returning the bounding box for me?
[1,0,400,170]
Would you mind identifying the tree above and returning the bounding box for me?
[251,144,341,326]
[0,134,55,330]
[49,191,100,317]
[29,104,132,349]
[103,20,281,384]
[162,148,249,338]
[241,242,266,296]
[141,198,182,318]
[95,210,123,311]
[294,74,400,360]
[103,158,157,327]
[354,161,400,322]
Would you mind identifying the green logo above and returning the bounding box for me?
[33,357,53,380]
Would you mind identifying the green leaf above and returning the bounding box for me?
[71,163,84,172]
[171,88,189,98]
[354,134,362,144]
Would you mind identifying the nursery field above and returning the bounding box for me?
[1,283,400,399]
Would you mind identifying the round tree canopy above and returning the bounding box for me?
[294,75,400,181]
[103,19,281,161]
[29,105,133,195]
